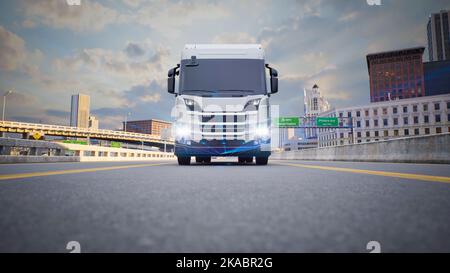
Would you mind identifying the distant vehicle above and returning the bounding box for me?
[167,44,279,165]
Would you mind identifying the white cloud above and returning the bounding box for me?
[212,32,257,44]
[0,25,50,83]
[338,11,360,22]
[122,0,144,7]
[124,42,146,58]
[0,26,27,71]
[52,45,170,87]
[130,0,230,37]
[21,0,119,32]
[140,93,161,103]
[22,19,36,28]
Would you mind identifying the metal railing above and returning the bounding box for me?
[0,120,174,144]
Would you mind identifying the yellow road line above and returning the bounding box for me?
[0,162,171,181]
[276,162,450,184]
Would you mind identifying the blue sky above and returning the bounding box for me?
[0,0,449,129]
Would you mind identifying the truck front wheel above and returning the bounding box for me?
[238,157,253,164]
[255,156,268,165]
[177,156,191,165]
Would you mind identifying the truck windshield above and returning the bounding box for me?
[179,59,267,96]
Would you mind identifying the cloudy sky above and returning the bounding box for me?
[0,0,449,129]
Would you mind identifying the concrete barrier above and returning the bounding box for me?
[0,155,80,164]
[271,133,450,164]
[0,154,175,164]
[0,138,175,163]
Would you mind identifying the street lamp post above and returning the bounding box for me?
[124,112,131,132]
[2,90,13,121]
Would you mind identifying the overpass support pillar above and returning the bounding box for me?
[0,146,11,155]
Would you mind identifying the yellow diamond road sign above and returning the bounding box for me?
[32,132,42,140]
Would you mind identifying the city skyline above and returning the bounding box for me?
[0,0,449,129]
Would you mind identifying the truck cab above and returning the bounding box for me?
[167,44,278,165]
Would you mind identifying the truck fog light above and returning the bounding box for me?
[255,126,270,137]
[175,126,191,138]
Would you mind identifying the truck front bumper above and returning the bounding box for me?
[175,139,271,157]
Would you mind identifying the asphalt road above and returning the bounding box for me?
[0,159,450,253]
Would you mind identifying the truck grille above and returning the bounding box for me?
[188,111,258,141]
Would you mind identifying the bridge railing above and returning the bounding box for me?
[0,120,174,142]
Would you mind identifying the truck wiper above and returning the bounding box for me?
[183,89,215,93]
[217,89,256,93]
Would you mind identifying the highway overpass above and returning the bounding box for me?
[0,120,174,149]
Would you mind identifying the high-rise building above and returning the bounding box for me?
[427,10,450,61]
[423,59,450,96]
[303,84,331,140]
[123,119,172,136]
[70,94,90,128]
[303,84,331,117]
[366,47,425,102]
[89,116,99,130]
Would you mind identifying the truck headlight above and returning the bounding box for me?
[175,125,191,138]
[245,99,261,110]
[255,126,270,138]
[250,99,261,106]
[184,99,195,111]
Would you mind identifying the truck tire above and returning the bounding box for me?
[255,156,268,165]
[178,156,191,165]
[238,157,252,164]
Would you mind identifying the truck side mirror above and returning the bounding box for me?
[167,64,180,94]
[265,64,278,94]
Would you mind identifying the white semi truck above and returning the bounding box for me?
[167,44,278,165]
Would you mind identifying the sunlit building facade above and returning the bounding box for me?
[303,84,332,141]
[70,94,90,128]
[123,119,172,136]
[318,94,450,147]
[366,47,426,102]
[303,84,331,117]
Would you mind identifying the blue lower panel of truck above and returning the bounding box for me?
[175,139,271,157]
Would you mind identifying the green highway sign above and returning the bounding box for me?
[275,117,300,127]
[316,117,339,127]
[110,141,122,148]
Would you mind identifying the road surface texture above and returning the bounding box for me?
[0,159,449,252]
